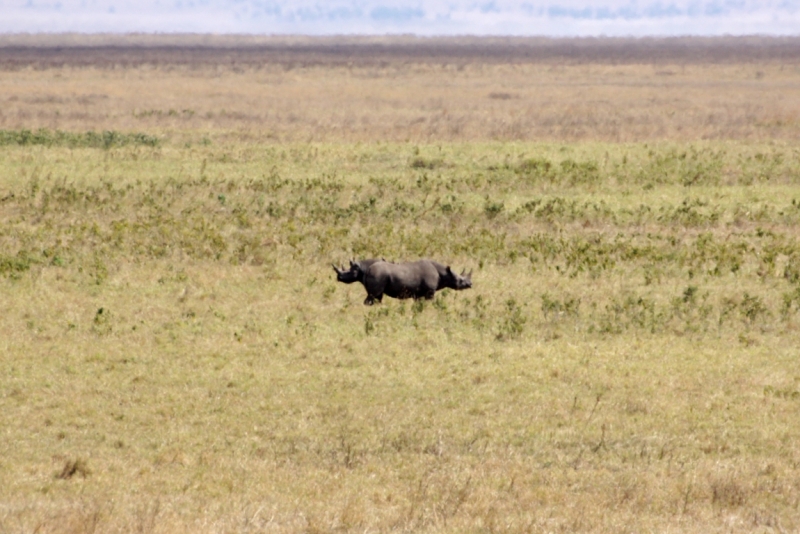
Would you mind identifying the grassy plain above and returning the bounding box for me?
[1,37,800,533]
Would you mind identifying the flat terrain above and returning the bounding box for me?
[2,35,800,143]
[1,36,800,533]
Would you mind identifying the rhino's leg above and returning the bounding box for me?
[363,277,385,305]
[364,294,382,306]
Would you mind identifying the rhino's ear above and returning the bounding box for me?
[446,266,453,275]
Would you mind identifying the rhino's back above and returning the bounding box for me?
[359,258,383,271]
[426,260,449,276]
[369,260,439,298]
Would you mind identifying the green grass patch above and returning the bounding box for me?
[0,128,159,148]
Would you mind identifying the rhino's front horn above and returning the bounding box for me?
[332,263,343,274]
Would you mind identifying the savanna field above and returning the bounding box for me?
[1,35,800,533]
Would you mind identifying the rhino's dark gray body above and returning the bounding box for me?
[360,260,472,305]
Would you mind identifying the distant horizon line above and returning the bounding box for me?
[2,32,798,39]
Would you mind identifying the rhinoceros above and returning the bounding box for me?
[357,259,472,305]
[332,258,384,285]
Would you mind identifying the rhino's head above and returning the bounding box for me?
[332,260,362,284]
[444,266,473,291]
[333,258,387,284]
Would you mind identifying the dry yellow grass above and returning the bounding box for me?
[1,36,799,143]
[1,36,800,533]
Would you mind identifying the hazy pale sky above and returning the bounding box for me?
[3,1,799,36]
